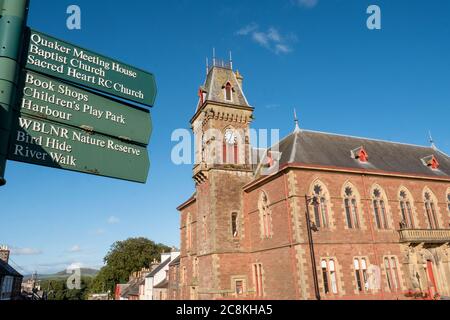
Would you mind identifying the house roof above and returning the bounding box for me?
[264,129,450,178]
[120,278,144,298]
[146,257,171,278]
[0,259,22,277]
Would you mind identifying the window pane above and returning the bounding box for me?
[373,200,381,229]
[351,199,359,229]
[330,271,338,294]
[320,198,328,228]
[355,270,363,292]
[313,204,321,228]
[345,199,353,229]
[329,260,335,272]
[354,259,360,270]
[361,259,367,270]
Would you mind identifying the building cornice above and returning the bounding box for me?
[190,100,254,124]
[176,194,196,211]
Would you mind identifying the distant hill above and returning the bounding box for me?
[23,268,99,281]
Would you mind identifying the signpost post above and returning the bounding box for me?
[0,0,29,186]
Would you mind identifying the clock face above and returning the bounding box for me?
[224,130,237,144]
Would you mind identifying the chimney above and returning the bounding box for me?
[0,245,10,264]
[235,70,243,88]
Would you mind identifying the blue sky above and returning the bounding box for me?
[2,0,449,274]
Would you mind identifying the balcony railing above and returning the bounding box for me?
[399,229,450,243]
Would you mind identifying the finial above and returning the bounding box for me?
[229,51,233,70]
[206,57,209,75]
[429,131,437,150]
[212,47,216,66]
[294,108,300,133]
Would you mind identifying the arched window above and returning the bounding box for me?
[424,190,439,229]
[399,189,415,229]
[354,258,369,292]
[372,187,389,230]
[225,82,232,101]
[343,185,360,229]
[321,259,338,295]
[384,256,400,292]
[231,212,239,238]
[310,183,329,228]
[258,192,272,238]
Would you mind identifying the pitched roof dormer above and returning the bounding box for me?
[351,146,369,163]
[421,155,440,170]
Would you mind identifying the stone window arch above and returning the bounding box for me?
[370,185,392,230]
[423,188,440,229]
[342,182,363,229]
[258,191,272,238]
[398,187,416,229]
[309,180,331,229]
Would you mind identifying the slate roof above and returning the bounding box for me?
[120,278,143,298]
[198,66,250,110]
[265,129,450,178]
[0,259,22,277]
[153,278,169,289]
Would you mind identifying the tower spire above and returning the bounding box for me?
[294,108,300,133]
[429,131,437,150]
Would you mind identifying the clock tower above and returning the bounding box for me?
[187,57,255,299]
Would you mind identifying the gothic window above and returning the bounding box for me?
[258,192,272,238]
[321,259,338,295]
[399,190,415,229]
[344,185,360,229]
[231,212,239,238]
[424,190,439,229]
[310,183,329,228]
[253,263,264,297]
[384,257,400,292]
[372,187,389,230]
[224,82,233,101]
[202,215,207,243]
[354,258,369,292]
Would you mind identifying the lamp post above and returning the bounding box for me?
[305,194,320,301]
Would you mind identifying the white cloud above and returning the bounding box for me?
[66,262,84,271]
[68,245,81,253]
[293,0,318,8]
[94,228,105,235]
[107,216,120,224]
[10,247,42,256]
[236,23,258,36]
[237,24,296,55]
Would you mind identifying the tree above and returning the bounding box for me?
[89,237,171,295]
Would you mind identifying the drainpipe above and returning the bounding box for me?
[305,194,321,300]
[0,0,30,186]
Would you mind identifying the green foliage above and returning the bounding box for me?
[89,237,171,295]
[41,277,93,300]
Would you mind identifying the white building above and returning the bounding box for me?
[143,251,179,300]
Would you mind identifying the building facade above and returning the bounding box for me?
[176,60,450,300]
[0,246,23,300]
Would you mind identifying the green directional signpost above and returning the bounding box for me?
[8,114,150,183]
[17,70,152,145]
[0,0,157,185]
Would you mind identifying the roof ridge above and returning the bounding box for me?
[301,129,436,150]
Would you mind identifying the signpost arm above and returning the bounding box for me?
[0,0,29,186]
